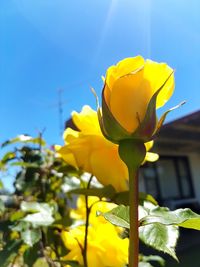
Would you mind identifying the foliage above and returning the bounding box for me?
[0,133,200,267]
[0,135,77,266]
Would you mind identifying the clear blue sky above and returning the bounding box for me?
[1,1,200,145]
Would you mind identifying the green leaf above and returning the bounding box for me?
[62,260,83,267]
[24,242,41,267]
[0,240,22,267]
[139,204,179,260]
[21,202,55,227]
[140,255,165,267]
[0,151,16,164]
[1,135,46,148]
[112,191,129,205]
[139,263,153,267]
[32,257,49,267]
[139,223,179,261]
[0,199,5,213]
[69,185,116,199]
[141,206,200,230]
[101,204,179,260]
[113,191,157,206]
[11,221,29,232]
[10,210,26,221]
[21,229,41,246]
[46,227,68,257]
[0,180,4,189]
[100,205,130,228]
[10,161,39,168]
[54,214,72,228]
[100,202,154,229]
[139,192,158,206]
[0,220,12,232]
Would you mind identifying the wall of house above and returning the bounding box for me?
[140,148,200,209]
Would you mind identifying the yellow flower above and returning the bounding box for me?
[100,55,174,142]
[56,105,158,191]
[62,197,127,267]
[70,196,118,227]
[61,223,128,267]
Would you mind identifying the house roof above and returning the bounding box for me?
[154,110,200,153]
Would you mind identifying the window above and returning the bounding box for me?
[141,156,194,202]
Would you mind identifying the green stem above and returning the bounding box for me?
[83,197,90,267]
[83,175,93,267]
[128,168,139,267]
[118,140,146,267]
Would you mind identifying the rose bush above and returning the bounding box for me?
[56,105,158,191]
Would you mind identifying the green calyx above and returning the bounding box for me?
[118,139,146,170]
[101,86,131,143]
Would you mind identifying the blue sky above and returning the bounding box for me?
[1,0,200,145]
[1,0,200,188]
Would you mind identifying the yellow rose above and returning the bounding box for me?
[56,105,158,191]
[70,196,119,228]
[100,55,174,142]
[61,223,128,267]
[62,197,128,267]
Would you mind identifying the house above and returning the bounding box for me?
[66,110,200,210]
[139,110,200,211]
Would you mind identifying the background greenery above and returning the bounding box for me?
[1,134,200,267]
